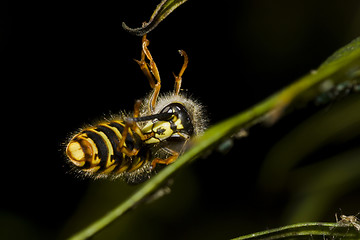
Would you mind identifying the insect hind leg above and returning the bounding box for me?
[134,34,161,113]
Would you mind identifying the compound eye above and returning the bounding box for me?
[159,103,194,135]
[161,106,173,114]
[157,105,176,121]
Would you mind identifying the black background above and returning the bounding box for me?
[1,0,360,239]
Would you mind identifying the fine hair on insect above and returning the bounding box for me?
[64,34,208,184]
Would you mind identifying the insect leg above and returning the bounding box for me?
[173,50,188,95]
[117,101,148,157]
[130,100,158,141]
[151,148,179,169]
[133,99,141,118]
[134,34,156,88]
[117,120,139,157]
[134,34,161,113]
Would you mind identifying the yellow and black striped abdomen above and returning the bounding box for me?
[66,121,147,178]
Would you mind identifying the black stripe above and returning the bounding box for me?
[96,125,129,166]
[109,121,125,132]
[82,130,108,170]
[96,125,118,152]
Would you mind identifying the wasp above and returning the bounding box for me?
[65,35,207,184]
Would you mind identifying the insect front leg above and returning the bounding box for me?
[117,119,140,157]
[117,100,154,157]
[173,50,188,95]
[151,148,180,169]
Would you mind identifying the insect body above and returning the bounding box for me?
[336,214,360,231]
[65,35,207,184]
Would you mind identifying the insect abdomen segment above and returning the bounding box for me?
[66,120,146,177]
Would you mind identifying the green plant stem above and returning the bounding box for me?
[232,222,360,240]
[67,43,360,240]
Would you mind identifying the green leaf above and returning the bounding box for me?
[122,0,188,36]
[320,37,360,68]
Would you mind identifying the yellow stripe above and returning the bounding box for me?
[115,153,129,173]
[88,128,114,168]
[101,164,117,174]
[83,166,101,173]
[128,157,144,172]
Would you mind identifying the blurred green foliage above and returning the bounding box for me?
[2,1,360,240]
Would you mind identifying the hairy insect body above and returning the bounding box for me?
[66,100,201,183]
[67,120,147,178]
[65,35,207,184]
[338,214,360,231]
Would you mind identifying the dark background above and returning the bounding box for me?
[1,0,360,239]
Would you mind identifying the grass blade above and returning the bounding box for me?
[67,38,360,240]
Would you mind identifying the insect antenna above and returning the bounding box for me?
[131,112,174,122]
